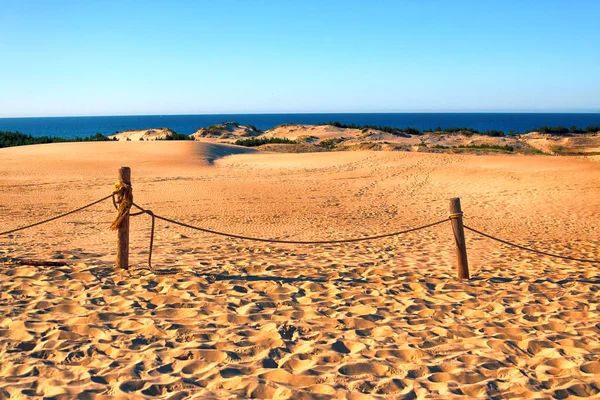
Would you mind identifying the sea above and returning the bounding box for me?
[0,113,599,139]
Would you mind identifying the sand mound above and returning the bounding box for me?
[0,141,257,179]
[100,124,600,155]
[264,124,364,141]
[177,124,600,155]
[109,128,177,141]
[190,122,261,141]
[262,125,545,154]
[263,124,409,146]
[521,132,600,155]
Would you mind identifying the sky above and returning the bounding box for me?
[0,0,599,117]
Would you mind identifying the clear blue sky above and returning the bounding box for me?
[1,0,599,117]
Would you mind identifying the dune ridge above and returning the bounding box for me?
[105,122,600,156]
[109,128,178,141]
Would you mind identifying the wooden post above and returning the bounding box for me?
[449,197,469,279]
[116,166,131,269]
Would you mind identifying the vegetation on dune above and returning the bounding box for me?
[538,125,600,135]
[551,145,600,156]
[0,131,115,148]
[539,126,570,135]
[234,137,296,147]
[198,122,263,136]
[317,122,600,137]
[296,135,319,143]
[200,125,227,136]
[321,122,506,137]
[318,137,346,149]
[428,126,475,134]
[157,133,192,140]
[478,130,504,137]
[583,125,600,133]
[403,127,421,136]
[551,145,567,154]
[320,121,413,136]
[426,127,508,137]
[431,143,515,152]
[458,143,514,152]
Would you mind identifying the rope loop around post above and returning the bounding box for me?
[111,181,133,231]
[449,212,463,220]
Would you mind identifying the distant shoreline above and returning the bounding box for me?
[3,122,599,156]
[1,113,599,139]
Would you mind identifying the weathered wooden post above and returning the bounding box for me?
[116,166,131,269]
[449,197,469,279]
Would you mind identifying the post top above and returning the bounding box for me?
[449,197,462,212]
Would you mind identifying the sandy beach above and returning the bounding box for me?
[1,141,599,399]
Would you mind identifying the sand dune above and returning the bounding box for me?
[521,132,600,155]
[0,143,599,398]
[200,123,600,155]
[109,128,178,141]
[190,122,261,141]
[264,124,370,142]
[0,141,256,176]
[109,123,600,156]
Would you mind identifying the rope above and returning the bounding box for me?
[0,194,114,236]
[111,185,156,269]
[137,204,449,244]
[129,203,156,269]
[3,184,597,269]
[116,200,448,269]
[111,182,133,230]
[464,225,600,264]
[127,201,447,269]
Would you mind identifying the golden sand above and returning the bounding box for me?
[0,142,599,398]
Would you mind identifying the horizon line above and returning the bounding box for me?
[2,110,600,119]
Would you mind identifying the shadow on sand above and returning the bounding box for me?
[471,276,600,285]
[192,272,370,284]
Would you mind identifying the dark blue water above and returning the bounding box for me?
[0,113,599,138]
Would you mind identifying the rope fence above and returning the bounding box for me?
[1,166,598,278]
[143,206,450,244]
[0,194,113,236]
[463,225,600,264]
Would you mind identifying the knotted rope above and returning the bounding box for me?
[111,182,133,231]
